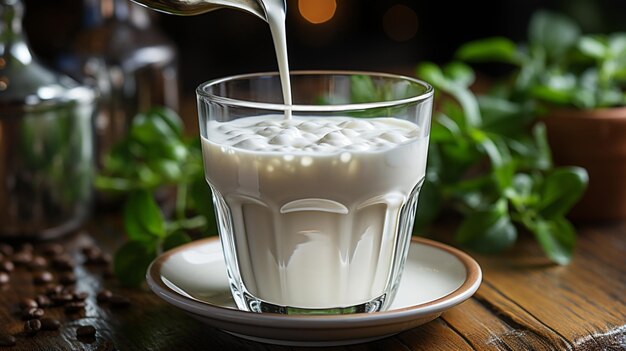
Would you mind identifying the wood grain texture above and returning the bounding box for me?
[0,217,624,350]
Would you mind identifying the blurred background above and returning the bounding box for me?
[22,0,626,97]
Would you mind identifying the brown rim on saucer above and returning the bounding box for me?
[147,236,482,325]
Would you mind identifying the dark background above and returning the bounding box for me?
[21,0,626,96]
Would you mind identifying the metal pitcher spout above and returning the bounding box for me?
[130,0,267,20]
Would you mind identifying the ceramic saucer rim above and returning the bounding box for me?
[147,236,482,327]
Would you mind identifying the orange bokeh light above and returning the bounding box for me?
[298,0,337,24]
[383,4,419,42]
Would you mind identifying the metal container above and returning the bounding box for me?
[0,0,95,239]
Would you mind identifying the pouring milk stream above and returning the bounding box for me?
[131,0,292,116]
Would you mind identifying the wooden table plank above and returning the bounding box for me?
[443,285,571,350]
[472,224,626,350]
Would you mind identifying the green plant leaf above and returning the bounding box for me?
[529,11,581,61]
[443,62,476,87]
[114,241,157,287]
[350,75,378,103]
[528,217,575,265]
[538,167,588,219]
[413,179,443,233]
[578,36,607,59]
[455,199,518,254]
[162,231,192,252]
[148,106,184,137]
[123,190,166,242]
[456,37,521,64]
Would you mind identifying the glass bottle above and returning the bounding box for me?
[0,0,95,239]
[58,0,179,167]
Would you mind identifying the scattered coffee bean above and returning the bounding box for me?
[109,295,131,309]
[96,290,112,303]
[0,334,16,346]
[35,295,52,308]
[20,243,34,253]
[62,286,76,295]
[76,325,96,338]
[98,253,112,265]
[96,340,118,351]
[0,260,14,273]
[0,272,9,284]
[51,293,74,306]
[59,272,77,285]
[65,301,86,314]
[28,256,48,271]
[51,255,74,271]
[82,245,101,256]
[0,244,13,256]
[40,317,61,331]
[74,291,89,301]
[22,307,44,320]
[33,271,53,285]
[24,319,41,336]
[18,298,38,310]
[41,243,64,256]
[103,267,114,279]
[45,284,64,296]
[12,252,32,266]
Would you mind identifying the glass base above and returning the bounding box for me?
[240,291,387,315]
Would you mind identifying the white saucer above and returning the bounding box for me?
[147,237,482,347]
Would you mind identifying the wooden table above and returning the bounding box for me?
[0,216,624,350]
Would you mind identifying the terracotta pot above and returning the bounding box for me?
[543,107,626,220]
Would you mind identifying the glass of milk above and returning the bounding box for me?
[197,71,433,314]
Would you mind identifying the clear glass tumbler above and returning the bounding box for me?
[197,71,433,314]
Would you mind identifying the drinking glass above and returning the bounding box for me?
[197,71,433,314]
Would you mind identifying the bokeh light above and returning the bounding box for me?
[383,4,419,42]
[298,0,337,24]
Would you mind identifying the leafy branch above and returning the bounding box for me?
[456,10,626,109]
[96,107,216,286]
[414,62,588,264]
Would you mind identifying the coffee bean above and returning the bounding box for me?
[76,325,96,338]
[96,290,113,303]
[41,243,64,256]
[19,243,33,253]
[109,295,131,309]
[51,255,74,271]
[40,317,61,331]
[28,256,48,271]
[0,244,13,256]
[74,291,89,301]
[22,307,44,320]
[98,253,112,265]
[12,252,32,266]
[0,334,16,346]
[81,244,99,254]
[103,267,114,279]
[59,272,77,285]
[45,284,64,296]
[96,340,118,351]
[24,319,41,335]
[51,293,74,306]
[62,286,76,295]
[0,260,14,273]
[18,298,38,310]
[33,271,53,285]
[35,295,52,308]
[64,301,86,314]
[0,272,9,284]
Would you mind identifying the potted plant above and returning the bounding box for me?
[456,11,626,220]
